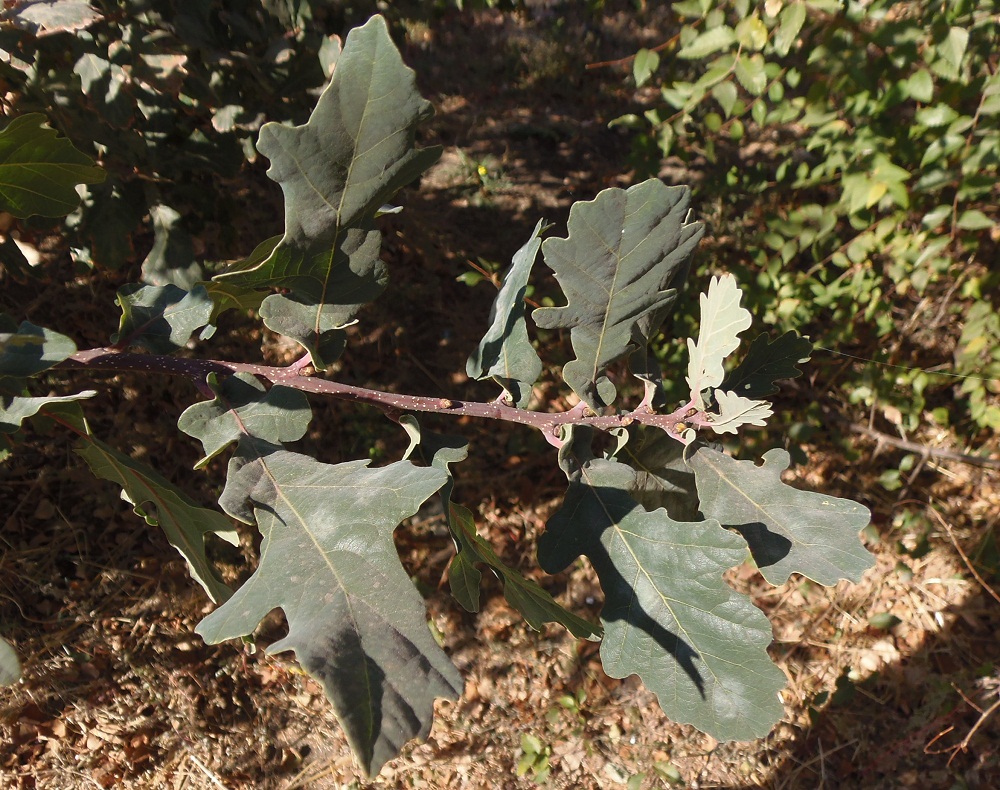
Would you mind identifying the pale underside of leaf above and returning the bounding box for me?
[533,180,704,410]
[688,444,874,586]
[706,390,773,434]
[196,442,460,777]
[538,428,785,741]
[686,274,752,406]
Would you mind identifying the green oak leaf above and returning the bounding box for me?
[688,444,874,586]
[532,180,703,410]
[198,439,459,777]
[400,415,599,639]
[620,425,699,522]
[76,436,236,604]
[177,372,312,468]
[466,219,545,408]
[213,15,441,368]
[538,427,785,741]
[686,274,752,407]
[0,113,105,218]
[1,390,96,433]
[0,319,76,378]
[141,204,203,290]
[626,240,692,410]
[721,331,812,399]
[113,284,213,353]
[258,294,349,368]
[448,500,601,640]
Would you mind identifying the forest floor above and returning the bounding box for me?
[2,5,999,789]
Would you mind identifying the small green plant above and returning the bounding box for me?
[1,14,874,779]
[517,732,553,783]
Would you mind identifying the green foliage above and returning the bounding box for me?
[0,113,105,217]
[2,13,876,779]
[0,0,337,275]
[621,0,999,432]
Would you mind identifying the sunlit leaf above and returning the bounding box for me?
[773,1,805,56]
[686,274,752,406]
[177,372,312,468]
[2,0,101,37]
[538,427,785,741]
[633,48,660,87]
[0,638,20,686]
[533,180,703,409]
[677,26,737,60]
[196,439,460,777]
[1,390,95,433]
[706,390,773,434]
[0,320,76,379]
[213,15,441,368]
[688,444,874,586]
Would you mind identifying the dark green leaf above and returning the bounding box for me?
[0,113,105,218]
[539,427,785,741]
[177,372,312,468]
[0,320,76,378]
[213,16,441,368]
[196,441,459,778]
[113,284,213,353]
[533,180,703,409]
[721,331,812,399]
[141,204,203,290]
[449,501,600,639]
[688,444,874,586]
[401,416,599,639]
[620,426,699,521]
[466,219,545,407]
[76,436,236,604]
